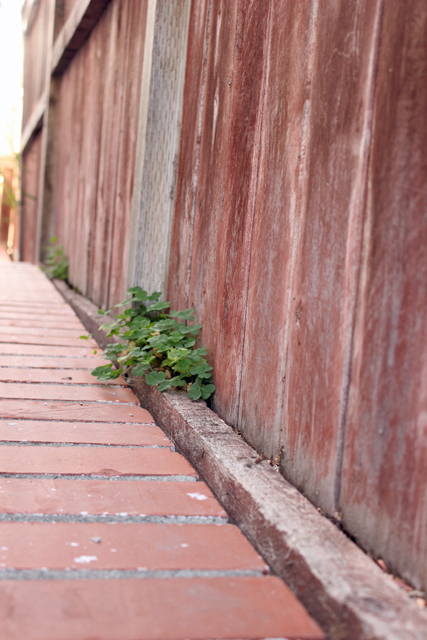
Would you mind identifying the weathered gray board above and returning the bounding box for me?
[129,0,191,297]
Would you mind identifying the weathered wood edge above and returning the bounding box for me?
[52,278,427,640]
[51,0,111,76]
[21,91,47,155]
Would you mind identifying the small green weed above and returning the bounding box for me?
[42,236,68,280]
[84,287,215,401]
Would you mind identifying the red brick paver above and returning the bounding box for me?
[0,381,137,402]
[0,419,170,445]
[0,478,226,517]
[0,263,325,640]
[0,367,127,385]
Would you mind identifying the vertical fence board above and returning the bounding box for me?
[167,0,210,312]
[89,0,124,307]
[22,0,50,128]
[341,0,427,591]
[211,0,270,426]
[54,0,147,308]
[237,1,313,458]
[68,47,86,289]
[184,0,238,374]
[278,0,382,512]
[21,132,43,263]
[74,20,106,296]
[108,0,148,307]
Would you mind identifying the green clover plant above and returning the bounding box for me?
[42,236,69,280]
[86,287,215,401]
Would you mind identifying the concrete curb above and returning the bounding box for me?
[53,279,427,640]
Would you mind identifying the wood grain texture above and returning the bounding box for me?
[237,1,313,459]
[51,0,111,75]
[340,0,427,592]
[20,91,47,154]
[21,132,43,263]
[54,0,148,307]
[210,0,271,427]
[279,0,383,512]
[167,0,210,312]
[107,0,148,306]
[184,0,238,389]
[22,0,51,129]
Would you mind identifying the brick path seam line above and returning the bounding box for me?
[0,569,267,581]
[1,399,141,405]
[0,418,156,425]
[0,473,199,481]
[0,515,228,524]
[1,382,125,388]
[0,442,171,448]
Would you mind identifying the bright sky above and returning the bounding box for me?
[0,0,24,156]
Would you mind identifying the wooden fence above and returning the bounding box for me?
[20,0,427,593]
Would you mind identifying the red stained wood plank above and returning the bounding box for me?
[0,478,224,517]
[238,1,313,459]
[0,383,136,404]
[88,0,131,308]
[278,0,383,512]
[52,0,111,75]
[0,400,154,424]
[21,132,43,264]
[167,0,210,312]
[107,0,148,307]
[55,0,147,307]
[183,0,238,381]
[0,419,169,446]
[0,522,266,572]
[211,0,271,426]
[0,445,195,477]
[0,578,324,640]
[22,0,51,129]
[340,0,427,592]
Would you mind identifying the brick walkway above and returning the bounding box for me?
[0,262,324,640]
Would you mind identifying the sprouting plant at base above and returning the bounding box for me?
[84,287,215,402]
[42,236,69,280]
